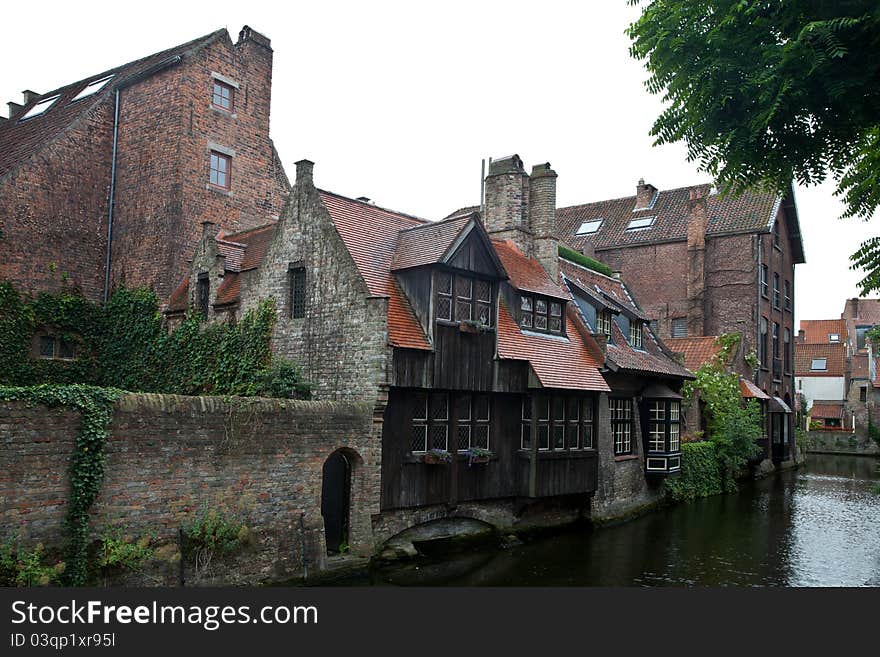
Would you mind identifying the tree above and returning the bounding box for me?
[627,1,880,293]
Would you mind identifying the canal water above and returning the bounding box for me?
[339,454,880,586]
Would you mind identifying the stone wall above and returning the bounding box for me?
[806,430,879,456]
[0,393,380,585]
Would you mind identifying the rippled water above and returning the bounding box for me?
[340,454,880,587]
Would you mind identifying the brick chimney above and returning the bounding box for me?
[201,221,220,239]
[686,187,709,337]
[235,26,273,135]
[797,329,805,343]
[7,101,23,120]
[295,159,314,189]
[483,154,530,254]
[635,178,657,210]
[529,162,558,281]
[22,90,40,104]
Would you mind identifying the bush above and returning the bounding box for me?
[97,528,153,579]
[558,245,614,276]
[182,507,251,580]
[0,539,65,587]
[664,442,724,502]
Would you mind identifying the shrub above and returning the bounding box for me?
[0,539,65,587]
[558,245,614,276]
[182,507,251,579]
[663,442,723,502]
[97,528,153,580]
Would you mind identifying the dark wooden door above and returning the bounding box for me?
[321,451,351,554]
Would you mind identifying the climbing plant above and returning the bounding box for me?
[0,384,123,585]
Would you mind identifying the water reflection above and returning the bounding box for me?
[336,455,880,587]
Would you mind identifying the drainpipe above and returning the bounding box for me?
[102,55,183,304]
[103,88,120,304]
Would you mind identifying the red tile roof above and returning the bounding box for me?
[559,257,692,379]
[795,343,846,377]
[739,378,770,400]
[0,29,226,180]
[810,401,845,420]
[318,190,432,351]
[167,277,189,314]
[557,185,781,252]
[492,240,568,300]
[665,336,723,372]
[214,273,240,307]
[219,223,277,272]
[496,299,609,392]
[851,354,869,380]
[798,319,846,344]
[391,214,474,270]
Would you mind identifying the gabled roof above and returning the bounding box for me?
[795,343,846,377]
[219,223,277,272]
[665,336,723,372]
[799,319,846,344]
[318,190,432,351]
[391,214,471,270]
[492,240,567,300]
[558,184,805,263]
[496,299,609,392]
[810,401,845,419]
[559,257,692,380]
[0,28,227,181]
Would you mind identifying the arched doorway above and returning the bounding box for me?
[321,451,351,555]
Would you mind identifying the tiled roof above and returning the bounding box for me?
[843,298,880,353]
[318,190,432,351]
[740,378,770,400]
[214,273,240,307]
[391,214,474,270]
[851,354,869,380]
[810,401,845,419]
[167,277,189,314]
[665,336,723,372]
[559,257,692,379]
[795,343,846,377]
[558,184,785,252]
[0,29,226,180]
[492,240,567,300]
[799,319,846,344]
[496,299,609,392]
[220,223,277,272]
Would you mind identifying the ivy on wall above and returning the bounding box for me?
[663,442,723,502]
[0,282,310,398]
[0,384,122,585]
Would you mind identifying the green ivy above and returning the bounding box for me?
[558,245,614,277]
[663,442,723,502]
[0,384,123,585]
[0,282,311,398]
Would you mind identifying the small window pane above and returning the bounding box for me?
[549,317,562,333]
[458,425,472,451]
[436,297,452,321]
[39,336,55,358]
[537,398,549,421]
[550,302,562,317]
[670,402,680,421]
[456,277,472,299]
[521,312,533,328]
[538,425,550,450]
[521,296,533,311]
[566,397,580,422]
[412,392,428,421]
[476,303,492,327]
[411,425,427,453]
[552,426,565,450]
[553,397,565,422]
[566,424,580,450]
[474,396,490,421]
[475,280,491,303]
[431,393,448,420]
[534,314,548,330]
[535,299,547,314]
[436,272,452,295]
[521,424,532,449]
[429,425,448,451]
[456,301,473,321]
[474,425,489,450]
[457,395,471,421]
[58,339,75,360]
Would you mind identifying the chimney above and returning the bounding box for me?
[201,221,220,239]
[529,162,558,280]
[797,329,805,343]
[852,298,859,319]
[483,154,530,253]
[355,196,373,204]
[686,187,709,337]
[7,101,23,120]
[236,25,272,51]
[295,159,315,189]
[612,270,622,280]
[635,178,657,210]
[22,90,40,104]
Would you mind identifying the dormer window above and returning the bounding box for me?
[435,271,493,327]
[520,293,564,335]
[598,310,612,337]
[576,219,603,235]
[626,216,655,231]
[629,320,643,348]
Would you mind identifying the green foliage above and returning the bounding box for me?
[663,442,723,502]
[627,1,880,294]
[0,384,123,585]
[97,528,153,576]
[183,507,251,578]
[0,283,310,398]
[0,539,66,587]
[558,245,614,277]
[868,325,880,348]
[868,414,880,449]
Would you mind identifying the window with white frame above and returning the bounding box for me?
[410,392,449,453]
[610,398,633,455]
[810,358,827,371]
[72,76,114,102]
[435,271,493,327]
[647,399,681,453]
[629,320,643,348]
[521,293,564,335]
[598,310,612,336]
[626,216,655,230]
[456,394,491,452]
[576,219,603,235]
[20,95,60,120]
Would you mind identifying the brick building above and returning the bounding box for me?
[557,181,805,463]
[167,154,693,552]
[0,26,288,303]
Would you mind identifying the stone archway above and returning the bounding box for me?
[321,450,351,554]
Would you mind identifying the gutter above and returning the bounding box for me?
[103,55,183,304]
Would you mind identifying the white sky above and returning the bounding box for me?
[2,1,877,325]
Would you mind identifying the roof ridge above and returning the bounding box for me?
[558,253,621,284]
[559,183,712,211]
[317,188,429,225]
[398,213,473,233]
[221,222,277,241]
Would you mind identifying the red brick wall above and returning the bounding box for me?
[111,32,289,300]
[0,393,380,585]
[0,104,113,302]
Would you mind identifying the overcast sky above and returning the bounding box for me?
[3,1,876,324]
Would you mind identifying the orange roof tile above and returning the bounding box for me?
[851,354,869,380]
[492,240,567,299]
[214,273,240,307]
[740,378,770,400]
[220,223,277,272]
[319,190,432,351]
[665,336,723,371]
[810,401,844,419]
[798,319,846,344]
[391,214,474,270]
[166,276,189,313]
[496,299,609,392]
[795,343,846,377]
